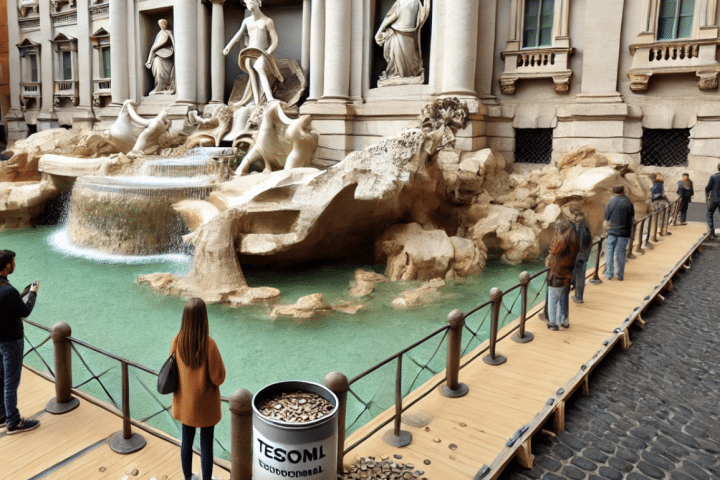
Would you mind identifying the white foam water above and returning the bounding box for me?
[48,228,192,265]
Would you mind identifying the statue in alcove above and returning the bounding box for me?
[145,19,176,95]
[223,0,284,107]
[375,0,431,87]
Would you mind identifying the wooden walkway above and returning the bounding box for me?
[342,222,709,480]
[4,368,230,480]
[4,223,707,480]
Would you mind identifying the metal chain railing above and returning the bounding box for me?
[19,197,684,478]
[22,319,231,457]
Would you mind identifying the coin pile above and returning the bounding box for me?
[340,456,427,480]
[258,391,334,423]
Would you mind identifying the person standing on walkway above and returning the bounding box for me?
[571,212,592,304]
[545,220,579,330]
[704,163,720,237]
[0,250,40,434]
[604,185,635,281]
[651,174,665,202]
[171,298,226,480]
[676,173,694,225]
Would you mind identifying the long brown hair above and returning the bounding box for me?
[177,297,209,369]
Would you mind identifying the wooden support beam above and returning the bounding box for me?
[581,376,590,396]
[636,314,646,329]
[541,429,557,439]
[654,293,665,304]
[665,279,674,292]
[553,401,565,434]
[516,438,535,469]
[621,330,632,350]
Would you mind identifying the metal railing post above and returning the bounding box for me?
[324,372,349,474]
[659,207,667,236]
[636,218,646,254]
[663,204,672,235]
[230,389,253,480]
[46,322,80,414]
[109,361,146,454]
[441,309,469,397]
[652,211,660,242]
[644,215,654,250]
[483,288,507,366]
[382,356,412,446]
[626,222,637,260]
[589,238,604,284]
[512,272,534,343]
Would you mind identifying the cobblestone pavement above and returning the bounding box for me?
[499,203,720,480]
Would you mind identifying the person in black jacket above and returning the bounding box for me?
[604,185,635,281]
[705,163,720,237]
[0,250,40,434]
[676,173,694,225]
[571,212,592,303]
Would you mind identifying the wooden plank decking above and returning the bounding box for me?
[4,222,707,480]
[342,222,709,480]
[4,368,230,480]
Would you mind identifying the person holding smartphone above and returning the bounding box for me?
[0,250,40,434]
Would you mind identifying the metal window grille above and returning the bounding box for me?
[515,128,553,164]
[641,128,690,167]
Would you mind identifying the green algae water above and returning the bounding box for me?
[8,225,545,459]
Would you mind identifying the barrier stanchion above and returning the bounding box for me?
[46,322,80,414]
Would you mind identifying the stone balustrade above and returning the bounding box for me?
[628,38,720,91]
[499,46,573,95]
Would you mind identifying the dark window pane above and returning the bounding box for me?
[102,47,111,78]
[62,51,72,80]
[523,0,541,48]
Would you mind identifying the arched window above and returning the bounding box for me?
[522,0,555,48]
[657,0,696,40]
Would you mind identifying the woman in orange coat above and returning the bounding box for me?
[170,298,226,480]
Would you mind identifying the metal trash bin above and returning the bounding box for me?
[252,380,339,480]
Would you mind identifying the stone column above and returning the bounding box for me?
[5,0,25,139]
[74,0,95,129]
[38,1,56,130]
[579,0,625,97]
[308,0,325,100]
[174,0,198,104]
[441,0,480,96]
[210,0,226,104]
[476,0,499,99]
[301,0,311,78]
[110,0,129,104]
[321,0,351,101]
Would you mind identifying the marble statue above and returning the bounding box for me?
[223,0,284,107]
[128,108,171,157]
[235,100,318,175]
[146,19,176,95]
[375,0,431,87]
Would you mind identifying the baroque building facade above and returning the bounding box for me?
[3,0,720,180]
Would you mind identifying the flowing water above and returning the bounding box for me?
[8,225,545,458]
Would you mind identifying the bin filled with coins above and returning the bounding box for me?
[252,380,339,480]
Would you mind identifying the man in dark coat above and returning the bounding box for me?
[0,250,40,434]
[604,185,635,281]
[705,163,720,237]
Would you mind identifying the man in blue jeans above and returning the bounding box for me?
[0,250,40,434]
[705,163,720,238]
[604,185,635,281]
